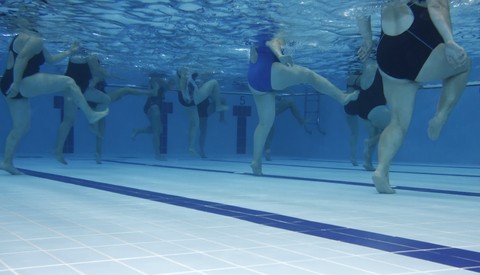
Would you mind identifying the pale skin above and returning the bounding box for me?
[357,0,471,193]
[1,31,108,175]
[345,61,390,171]
[250,36,359,176]
[198,97,226,158]
[131,78,168,160]
[93,84,156,164]
[54,55,155,164]
[177,68,228,156]
[264,98,309,161]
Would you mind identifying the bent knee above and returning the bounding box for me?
[65,77,81,92]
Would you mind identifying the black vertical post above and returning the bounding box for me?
[233,105,251,154]
[161,102,173,154]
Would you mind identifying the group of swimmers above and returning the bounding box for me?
[1,0,472,195]
[247,0,471,195]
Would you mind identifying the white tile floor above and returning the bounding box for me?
[0,156,479,275]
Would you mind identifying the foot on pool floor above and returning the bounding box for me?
[363,163,375,171]
[54,151,68,165]
[250,162,263,176]
[1,162,24,175]
[372,172,396,194]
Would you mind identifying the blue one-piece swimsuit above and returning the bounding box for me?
[248,42,279,92]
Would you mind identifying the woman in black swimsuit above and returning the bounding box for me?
[132,76,168,160]
[357,0,471,194]
[0,29,107,175]
[344,60,390,172]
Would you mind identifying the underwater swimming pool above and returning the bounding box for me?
[0,1,479,274]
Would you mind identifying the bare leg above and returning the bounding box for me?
[108,87,152,103]
[415,44,471,141]
[183,106,199,156]
[1,98,30,175]
[363,119,380,171]
[148,106,164,159]
[195,80,228,112]
[373,74,418,194]
[271,63,359,105]
[95,117,106,164]
[54,100,77,165]
[251,90,276,175]
[345,114,359,166]
[284,100,306,125]
[132,126,152,140]
[20,74,108,124]
[264,125,275,161]
[199,117,208,158]
[84,88,111,138]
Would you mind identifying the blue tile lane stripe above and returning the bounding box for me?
[212,158,480,178]
[103,159,480,197]
[20,168,480,272]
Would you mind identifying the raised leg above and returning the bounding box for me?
[271,63,359,105]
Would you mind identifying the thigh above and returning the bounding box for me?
[6,98,31,130]
[84,88,110,104]
[148,105,161,124]
[253,91,276,126]
[19,73,73,97]
[416,44,470,82]
[184,106,199,126]
[196,80,218,103]
[62,99,78,121]
[271,63,310,91]
[381,71,418,129]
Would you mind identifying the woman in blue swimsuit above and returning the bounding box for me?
[248,33,359,176]
[357,0,471,193]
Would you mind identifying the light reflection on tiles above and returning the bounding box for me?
[1,156,479,275]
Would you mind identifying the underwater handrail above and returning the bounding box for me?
[106,81,480,96]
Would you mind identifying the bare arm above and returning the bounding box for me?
[12,37,43,87]
[357,15,373,61]
[266,37,293,66]
[88,55,108,79]
[87,55,108,88]
[427,0,467,67]
[266,37,284,59]
[43,41,79,64]
[427,0,453,43]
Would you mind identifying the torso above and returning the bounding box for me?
[381,0,427,36]
[65,59,92,93]
[376,0,442,80]
[1,32,46,97]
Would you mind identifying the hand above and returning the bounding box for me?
[444,41,467,69]
[279,55,293,66]
[357,39,373,61]
[6,83,20,98]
